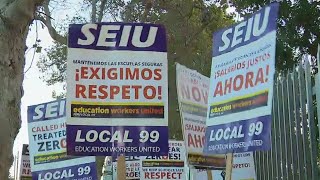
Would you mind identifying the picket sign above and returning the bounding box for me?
[176,63,226,169]
[66,22,169,160]
[66,22,170,179]
[27,99,97,180]
[204,3,279,155]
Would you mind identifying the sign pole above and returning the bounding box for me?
[207,169,213,180]
[117,155,126,180]
[225,153,233,180]
[14,154,18,180]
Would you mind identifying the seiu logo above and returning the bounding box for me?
[77,24,158,48]
[30,99,66,121]
[218,6,271,52]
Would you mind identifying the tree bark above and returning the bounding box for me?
[0,0,44,178]
[91,0,97,23]
[0,22,27,180]
[98,0,107,23]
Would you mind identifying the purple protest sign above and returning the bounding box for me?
[32,161,97,180]
[204,115,271,154]
[27,99,97,179]
[204,3,279,154]
[68,23,166,52]
[67,125,169,156]
[66,22,169,156]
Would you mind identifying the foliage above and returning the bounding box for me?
[231,0,320,71]
[37,42,67,86]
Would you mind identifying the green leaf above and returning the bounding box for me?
[36,46,42,53]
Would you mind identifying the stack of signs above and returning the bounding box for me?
[66,22,169,157]
[204,3,279,154]
[19,144,32,180]
[27,99,97,179]
[140,140,186,180]
[113,156,141,180]
[176,63,226,168]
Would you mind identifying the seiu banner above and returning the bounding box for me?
[67,22,169,156]
[212,3,279,57]
[204,3,279,154]
[68,23,166,52]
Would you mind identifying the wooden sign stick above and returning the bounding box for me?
[117,155,126,180]
[225,153,233,180]
[207,169,213,180]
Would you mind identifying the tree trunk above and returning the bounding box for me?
[0,24,27,180]
[0,0,43,178]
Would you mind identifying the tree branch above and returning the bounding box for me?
[0,0,45,27]
[98,0,107,22]
[91,0,97,23]
[37,0,67,44]
[141,0,153,22]
[185,8,219,46]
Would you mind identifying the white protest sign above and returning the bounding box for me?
[66,22,169,157]
[140,140,186,180]
[176,63,226,168]
[18,144,32,180]
[27,99,97,179]
[204,3,280,154]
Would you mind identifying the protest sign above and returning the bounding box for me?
[212,152,256,180]
[112,143,185,180]
[140,140,186,180]
[18,144,32,180]
[190,169,208,180]
[113,156,141,180]
[231,152,256,179]
[27,99,97,180]
[190,152,256,180]
[176,63,226,168]
[204,3,279,154]
[66,22,169,157]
